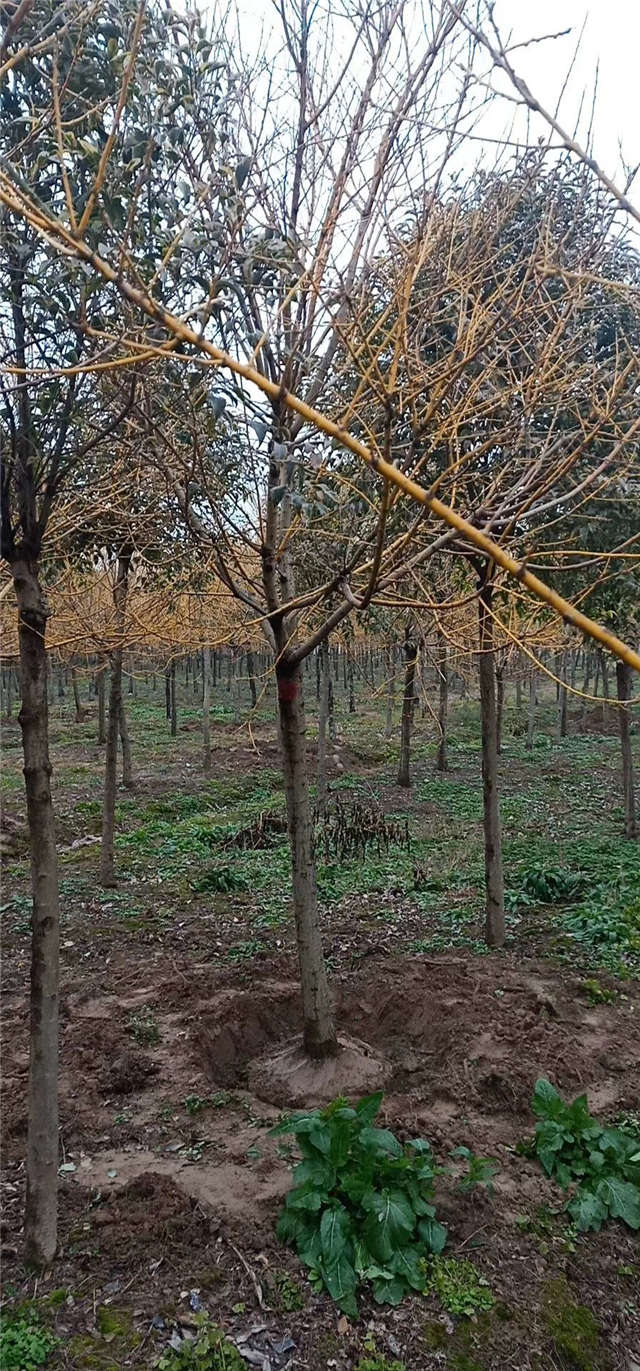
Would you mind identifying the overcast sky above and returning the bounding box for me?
[479,1,639,185]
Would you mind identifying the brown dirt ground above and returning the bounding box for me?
[2,948,640,1370]
[2,704,639,1368]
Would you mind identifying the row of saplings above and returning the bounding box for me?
[2,1079,637,1371]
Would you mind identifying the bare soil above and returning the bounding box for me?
[2,701,639,1370]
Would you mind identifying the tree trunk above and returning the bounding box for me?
[71,665,83,723]
[97,666,106,745]
[165,666,171,719]
[436,640,448,772]
[246,650,258,709]
[347,658,356,713]
[397,626,418,787]
[526,671,536,750]
[515,673,522,713]
[478,583,505,948]
[328,675,336,742]
[276,659,337,1059]
[616,661,637,839]
[317,638,330,817]
[600,650,610,700]
[13,558,60,1268]
[495,664,504,755]
[100,553,130,888]
[202,644,211,772]
[385,646,395,738]
[119,699,133,788]
[170,660,177,736]
[5,664,13,719]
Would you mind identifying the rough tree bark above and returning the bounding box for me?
[13,558,60,1268]
[436,638,448,772]
[276,658,337,1059]
[495,661,504,756]
[616,661,637,839]
[170,660,177,736]
[316,639,330,817]
[202,644,211,772]
[71,665,83,722]
[526,670,537,750]
[100,552,131,887]
[119,699,133,789]
[385,645,395,738]
[96,665,106,745]
[478,581,505,948]
[397,625,418,787]
[246,649,258,709]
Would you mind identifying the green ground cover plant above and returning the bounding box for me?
[272,1092,495,1318]
[524,1078,640,1232]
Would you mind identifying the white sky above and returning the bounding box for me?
[482,1,640,184]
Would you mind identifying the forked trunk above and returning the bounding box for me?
[202,644,211,772]
[276,659,336,1060]
[397,627,418,787]
[436,640,448,772]
[13,557,60,1268]
[616,661,637,839]
[100,553,130,887]
[478,583,505,948]
[119,699,133,788]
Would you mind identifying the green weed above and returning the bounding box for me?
[0,1306,58,1370]
[425,1256,494,1317]
[156,1316,244,1370]
[126,1006,160,1046]
[523,1077,640,1231]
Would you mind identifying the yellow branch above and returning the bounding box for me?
[1,170,639,672]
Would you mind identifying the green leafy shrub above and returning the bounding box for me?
[156,1317,243,1370]
[0,1307,58,1370]
[506,865,585,910]
[192,864,250,894]
[425,1256,494,1317]
[562,894,640,970]
[524,1078,640,1231]
[273,1092,494,1318]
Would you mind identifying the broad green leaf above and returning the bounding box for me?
[276,1208,309,1246]
[362,1190,415,1263]
[595,1177,640,1228]
[532,1078,563,1119]
[355,1091,384,1125]
[320,1204,351,1264]
[293,1157,335,1189]
[567,1189,608,1232]
[320,1253,358,1311]
[390,1244,426,1291]
[359,1127,403,1158]
[287,1188,325,1212]
[418,1217,447,1254]
[372,1276,406,1305]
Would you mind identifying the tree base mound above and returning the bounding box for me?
[247,1033,389,1107]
